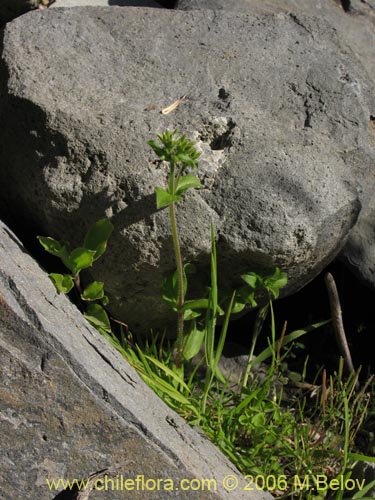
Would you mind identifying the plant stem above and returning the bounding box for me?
[242,303,269,389]
[73,274,84,312]
[73,274,82,295]
[169,197,184,358]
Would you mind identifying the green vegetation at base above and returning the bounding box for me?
[38,130,375,500]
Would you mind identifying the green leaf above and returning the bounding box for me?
[147,140,165,160]
[241,272,261,289]
[176,153,200,167]
[235,287,258,310]
[181,298,209,312]
[144,355,192,393]
[81,281,105,301]
[84,303,111,332]
[84,218,114,261]
[182,264,190,299]
[252,320,330,366]
[349,453,375,464]
[162,266,190,309]
[149,130,200,169]
[180,299,224,319]
[352,481,375,499]
[49,273,74,294]
[231,300,246,314]
[214,290,236,369]
[264,268,287,298]
[140,372,198,415]
[63,247,96,275]
[161,270,179,308]
[183,309,201,321]
[205,223,218,369]
[175,175,202,196]
[102,295,110,306]
[155,187,182,209]
[37,236,69,259]
[251,412,266,428]
[183,323,205,360]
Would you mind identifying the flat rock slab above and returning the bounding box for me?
[0,7,372,332]
[0,219,271,500]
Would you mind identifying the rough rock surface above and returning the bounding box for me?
[341,204,375,289]
[176,0,375,80]
[51,0,162,7]
[0,0,165,28]
[177,0,375,292]
[0,219,271,500]
[0,7,372,333]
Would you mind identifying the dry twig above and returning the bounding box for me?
[324,272,355,376]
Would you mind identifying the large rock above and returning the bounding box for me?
[0,7,371,333]
[177,0,375,292]
[0,218,270,500]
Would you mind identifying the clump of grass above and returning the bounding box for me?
[105,309,373,499]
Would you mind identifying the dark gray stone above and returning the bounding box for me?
[0,7,371,333]
[0,219,271,500]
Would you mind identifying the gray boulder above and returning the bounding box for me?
[0,7,371,333]
[177,0,375,293]
[0,218,270,500]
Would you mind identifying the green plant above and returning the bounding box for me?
[38,218,113,334]
[148,130,201,357]
[134,129,375,496]
[117,309,373,499]
[148,129,288,409]
[148,130,288,367]
[35,132,374,500]
[115,306,373,499]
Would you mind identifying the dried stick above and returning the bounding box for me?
[324,272,355,375]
